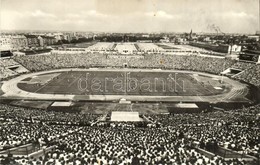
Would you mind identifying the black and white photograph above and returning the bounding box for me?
[0,0,260,164]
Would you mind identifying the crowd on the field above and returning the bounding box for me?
[0,103,259,165]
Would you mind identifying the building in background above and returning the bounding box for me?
[11,35,28,50]
[248,35,260,41]
[160,36,170,43]
[25,35,40,48]
[189,41,241,54]
[63,34,73,42]
[0,35,12,51]
[38,36,56,47]
[53,33,63,42]
[228,44,242,54]
[38,36,44,47]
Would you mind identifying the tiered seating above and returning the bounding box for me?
[13,53,236,75]
[0,58,19,79]
[0,103,259,164]
[0,58,29,80]
[234,64,260,87]
[231,61,255,70]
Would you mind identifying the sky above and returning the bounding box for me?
[0,0,259,34]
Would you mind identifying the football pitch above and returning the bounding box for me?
[17,69,229,96]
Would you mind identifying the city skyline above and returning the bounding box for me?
[1,0,260,34]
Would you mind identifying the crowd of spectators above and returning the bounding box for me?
[0,58,19,79]
[234,65,260,87]
[231,62,256,71]
[12,53,236,75]
[0,104,100,126]
[0,103,259,165]
[149,105,260,157]
[11,52,235,77]
[0,58,28,80]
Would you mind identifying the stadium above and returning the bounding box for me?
[0,42,260,164]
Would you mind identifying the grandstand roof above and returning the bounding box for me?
[24,35,38,38]
[0,50,13,57]
[243,50,260,55]
[20,48,52,55]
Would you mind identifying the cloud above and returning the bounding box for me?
[30,10,57,18]
[1,9,57,19]
[0,0,258,33]
[66,10,108,19]
[86,10,107,17]
[145,10,177,19]
[67,13,81,18]
[217,11,256,19]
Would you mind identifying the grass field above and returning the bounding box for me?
[17,70,229,96]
